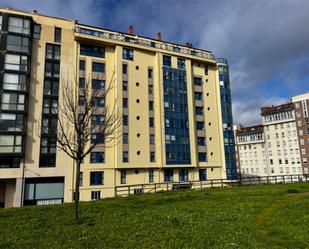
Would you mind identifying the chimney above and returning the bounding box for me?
[156,32,161,41]
[128,25,134,35]
[75,20,78,24]
[186,42,193,48]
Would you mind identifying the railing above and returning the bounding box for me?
[75,25,215,61]
[216,58,228,64]
[115,174,309,197]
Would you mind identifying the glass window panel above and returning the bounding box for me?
[35,183,64,199]
[46,44,53,59]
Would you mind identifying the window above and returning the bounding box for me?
[270,159,273,164]
[163,55,171,67]
[54,27,61,43]
[33,24,41,39]
[198,153,207,162]
[194,77,202,86]
[8,17,30,34]
[148,85,153,95]
[0,113,24,132]
[44,80,59,96]
[149,169,154,183]
[195,107,203,115]
[91,133,104,144]
[5,54,27,72]
[0,135,22,153]
[123,48,133,60]
[91,115,104,125]
[45,62,60,78]
[149,101,154,111]
[177,58,185,69]
[92,79,105,90]
[46,44,60,60]
[149,117,154,127]
[121,170,126,184]
[196,122,204,131]
[123,81,128,91]
[79,172,83,186]
[195,92,203,101]
[122,64,128,74]
[179,168,188,181]
[90,171,104,185]
[123,115,128,126]
[123,98,128,108]
[122,151,129,163]
[80,44,105,57]
[79,78,85,88]
[43,98,58,114]
[199,169,207,181]
[79,60,86,70]
[148,68,153,78]
[91,191,101,200]
[94,97,104,107]
[92,62,105,73]
[150,134,155,144]
[7,35,29,53]
[40,137,56,154]
[3,73,27,91]
[164,169,173,182]
[150,151,155,162]
[197,137,205,146]
[41,117,57,134]
[78,96,85,106]
[90,152,104,163]
[1,93,25,111]
[0,15,2,30]
[205,64,208,75]
[123,133,128,144]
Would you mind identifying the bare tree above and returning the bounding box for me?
[53,73,121,221]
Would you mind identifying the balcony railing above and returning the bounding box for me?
[216,58,228,64]
[75,25,215,61]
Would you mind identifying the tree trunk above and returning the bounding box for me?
[73,159,81,222]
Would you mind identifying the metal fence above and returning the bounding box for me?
[115,174,309,197]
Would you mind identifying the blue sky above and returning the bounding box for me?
[2,0,309,125]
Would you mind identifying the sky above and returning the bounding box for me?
[2,0,309,125]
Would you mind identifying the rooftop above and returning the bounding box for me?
[236,125,264,136]
[261,102,294,116]
[292,92,309,102]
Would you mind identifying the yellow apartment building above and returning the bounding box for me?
[0,7,227,207]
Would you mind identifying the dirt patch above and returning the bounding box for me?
[286,192,309,196]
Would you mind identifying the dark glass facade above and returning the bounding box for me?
[163,57,191,164]
[39,42,61,167]
[217,58,237,179]
[0,13,33,168]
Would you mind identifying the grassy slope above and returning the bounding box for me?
[0,183,309,249]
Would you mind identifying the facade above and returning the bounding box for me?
[292,93,309,174]
[0,7,228,208]
[236,102,303,177]
[216,58,237,179]
[261,103,302,176]
[236,125,265,177]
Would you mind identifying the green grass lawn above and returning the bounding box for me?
[1,183,309,249]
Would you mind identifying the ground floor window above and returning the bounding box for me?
[164,169,173,182]
[24,177,64,206]
[199,169,207,181]
[121,170,126,184]
[179,168,189,181]
[149,169,154,183]
[91,191,101,200]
